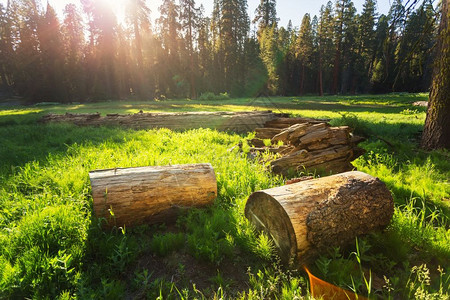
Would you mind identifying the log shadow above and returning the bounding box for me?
[78,204,269,298]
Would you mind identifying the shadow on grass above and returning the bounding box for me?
[0,123,132,176]
[76,204,268,298]
[0,93,428,121]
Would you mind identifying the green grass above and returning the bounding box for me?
[0,93,448,299]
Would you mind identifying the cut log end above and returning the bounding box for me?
[245,192,297,265]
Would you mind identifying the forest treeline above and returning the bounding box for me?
[0,0,437,102]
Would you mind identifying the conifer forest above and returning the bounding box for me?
[0,0,439,102]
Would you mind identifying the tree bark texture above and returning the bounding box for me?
[421,0,450,150]
[90,163,217,227]
[264,117,331,128]
[245,171,394,266]
[250,120,365,176]
[41,111,286,133]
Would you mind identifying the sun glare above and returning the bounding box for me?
[99,0,160,25]
[96,0,127,24]
[47,0,160,25]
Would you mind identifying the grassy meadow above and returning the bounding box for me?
[0,93,448,299]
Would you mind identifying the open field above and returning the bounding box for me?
[0,93,448,299]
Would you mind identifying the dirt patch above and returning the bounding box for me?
[125,250,254,299]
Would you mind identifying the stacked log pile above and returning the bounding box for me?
[40,111,287,133]
[250,118,365,176]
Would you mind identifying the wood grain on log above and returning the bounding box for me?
[298,128,331,145]
[271,123,310,144]
[245,171,394,266]
[264,117,331,128]
[89,164,217,227]
[41,111,284,133]
[271,145,354,175]
[251,119,365,175]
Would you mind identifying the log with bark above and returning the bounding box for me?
[245,171,394,266]
[89,163,217,227]
[264,117,331,128]
[250,119,365,176]
[40,111,288,133]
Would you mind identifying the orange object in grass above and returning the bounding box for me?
[304,267,367,300]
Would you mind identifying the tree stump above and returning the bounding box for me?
[90,164,217,227]
[244,171,394,266]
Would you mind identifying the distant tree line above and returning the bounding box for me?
[0,0,437,102]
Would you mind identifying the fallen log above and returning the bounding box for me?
[89,164,217,227]
[270,145,355,175]
[40,111,285,133]
[265,117,331,128]
[245,171,394,266]
[271,123,312,144]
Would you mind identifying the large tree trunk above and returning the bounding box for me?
[318,52,324,96]
[421,0,450,150]
[245,171,394,266]
[90,164,217,227]
[300,63,305,96]
[332,46,341,94]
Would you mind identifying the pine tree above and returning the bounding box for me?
[96,1,119,99]
[354,0,377,92]
[384,0,406,91]
[317,2,334,95]
[38,3,66,101]
[297,13,314,95]
[158,0,181,97]
[277,25,292,95]
[126,0,150,69]
[0,2,15,90]
[370,14,389,92]
[196,9,213,92]
[393,2,436,91]
[332,0,355,94]
[11,0,43,101]
[125,0,151,97]
[340,2,357,93]
[62,4,85,101]
[253,0,278,34]
[81,0,119,99]
[311,15,320,94]
[213,0,250,95]
[243,35,267,96]
[180,0,201,98]
[115,24,133,98]
[259,25,279,94]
